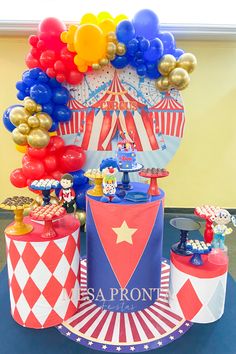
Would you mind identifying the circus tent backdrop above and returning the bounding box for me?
[150,92,185,138]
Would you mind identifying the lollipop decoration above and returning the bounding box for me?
[30,204,66,238]
[0,196,34,236]
[139,168,169,196]
[186,239,212,266]
[211,209,236,250]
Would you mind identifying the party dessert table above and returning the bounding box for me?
[5,214,80,328]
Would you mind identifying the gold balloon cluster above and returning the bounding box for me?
[61,12,127,73]
[10,97,53,148]
[75,209,86,226]
[156,53,197,92]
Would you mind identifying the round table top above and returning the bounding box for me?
[170,217,201,231]
[5,214,80,242]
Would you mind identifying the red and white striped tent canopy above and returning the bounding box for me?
[57,96,86,136]
[150,92,185,138]
[81,71,160,151]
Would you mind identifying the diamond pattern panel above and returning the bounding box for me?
[177,279,203,320]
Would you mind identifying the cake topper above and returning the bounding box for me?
[211,209,236,249]
[99,158,120,203]
[59,174,76,213]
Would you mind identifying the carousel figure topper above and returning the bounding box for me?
[211,209,236,249]
[59,173,76,214]
[99,158,120,203]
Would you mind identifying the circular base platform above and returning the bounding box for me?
[57,258,193,352]
[5,223,33,236]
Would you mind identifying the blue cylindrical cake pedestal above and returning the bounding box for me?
[86,182,164,312]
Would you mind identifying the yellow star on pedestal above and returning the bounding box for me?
[112,221,137,244]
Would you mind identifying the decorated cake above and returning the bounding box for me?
[116,134,137,171]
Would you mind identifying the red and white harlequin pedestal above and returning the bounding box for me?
[168,251,228,323]
[5,214,80,329]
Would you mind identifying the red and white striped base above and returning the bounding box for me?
[57,258,192,352]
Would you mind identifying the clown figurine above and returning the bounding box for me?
[99,158,120,203]
[59,174,76,213]
[211,209,236,249]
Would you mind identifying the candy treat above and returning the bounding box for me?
[139,168,169,196]
[0,196,34,236]
[30,204,66,238]
[30,179,60,190]
[85,169,104,197]
[186,239,212,266]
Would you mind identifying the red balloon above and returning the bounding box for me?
[54,60,65,73]
[67,70,84,85]
[44,154,58,173]
[22,154,31,164]
[56,73,66,83]
[47,136,65,153]
[25,53,40,69]
[39,17,66,35]
[40,50,56,68]
[10,168,28,188]
[29,35,38,47]
[51,170,63,180]
[22,156,45,179]
[58,145,86,172]
[27,146,47,159]
[46,67,56,78]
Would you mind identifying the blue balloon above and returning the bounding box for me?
[111,55,130,69]
[139,38,150,52]
[49,120,58,132]
[22,71,36,87]
[116,20,135,44]
[42,102,54,115]
[127,38,139,55]
[29,68,41,79]
[136,64,147,77]
[38,71,49,83]
[52,87,69,105]
[53,105,71,122]
[16,81,27,91]
[146,63,161,79]
[30,83,52,104]
[144,38,163,62]
[157,32,176,55]
[69,170,89,187]
[174,48,185,59]
[2,105,22,132]
[49,78,61,87]
[75,183,91,210]
[17,91,27,100]
[132,9,159,40]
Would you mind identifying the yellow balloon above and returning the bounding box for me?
[75,210,86,226]
[27,128,50,148]
[16,144,27,153]
[158,55,176,76]
[49,131,57,137]
[24,97,37,113]
[28,115,40,128]
[78,63,89,73]
[35,112,52,131]
[155,76,170,92]
[177,53,197,73]
[18,123,30,135]
[80,13,98,25]
[74,24,106,63]
[114,14,128,25]
[10,107,30,127]
[169,68,190,90]
[12,128,28,146]
[97,12,112,23]
[99,19,116,34]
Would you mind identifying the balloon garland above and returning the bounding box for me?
[2,8,197,195]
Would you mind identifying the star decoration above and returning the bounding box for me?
[57,325,62,329]
[88,341,93,346]
[102,345,107,350]
[66,332,71,336]
[157,341,162,346]
[169,336,174,340]
[130,347,135,351]
[144,345,149,350]
[178,329,183,334]
[185,323,190,327]
[112,221,137,244]
[76,338,81,342]
[116,347,122,352]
